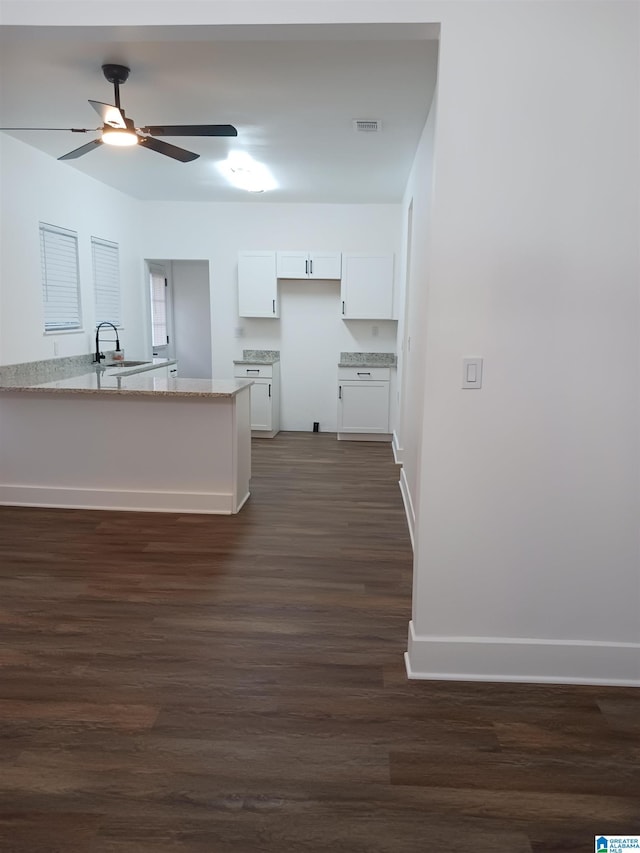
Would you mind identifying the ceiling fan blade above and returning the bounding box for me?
[0,127,94,133]
[58,139,103,161]
[138,135,199,162]
[88,100,126,129]
[140,124,238,138]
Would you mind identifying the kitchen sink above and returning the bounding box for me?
[107,360,151,367]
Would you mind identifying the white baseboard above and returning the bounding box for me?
[337,433,392,442]
[0,484,245,515]
[392,431,403,464]
[405,621,640,686]
[398,467,415,550]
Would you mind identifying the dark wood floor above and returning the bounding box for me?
[0,432,638,852]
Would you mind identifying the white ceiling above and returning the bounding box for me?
[0,24,439,204]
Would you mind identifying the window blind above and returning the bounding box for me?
[92,237,121,327]
[150,268,168,348]
[40,223,81,332]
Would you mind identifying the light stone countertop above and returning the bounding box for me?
[233,349,280,365]
[338,351,397,368]
[0,370,253,398]
[233,358,280,365]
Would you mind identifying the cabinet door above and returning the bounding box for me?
[341,254,394,319]
[308,252,341,280]
[338,381,390,433]
[276,252,309,279]
[238,252,278,317]
[249,379,272,431]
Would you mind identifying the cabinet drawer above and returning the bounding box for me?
[338,367,390,381]
[234,364,274,379]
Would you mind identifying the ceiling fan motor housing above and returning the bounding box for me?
[102,64,130,86]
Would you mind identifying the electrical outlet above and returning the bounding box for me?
[372,325,379,337]
[53,342,59,356]
[235,326,244,338]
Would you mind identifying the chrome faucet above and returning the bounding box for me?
[94,322,121,363]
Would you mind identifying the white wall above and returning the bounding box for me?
[404,1,640,684]
[0,135,147,364]
[137,202,400,430]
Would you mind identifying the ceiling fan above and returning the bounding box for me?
[1,64,238,162]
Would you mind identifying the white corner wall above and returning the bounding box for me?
[405,1,640,685]
[0,135,147,365]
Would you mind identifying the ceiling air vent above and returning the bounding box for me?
[353,119,381,133]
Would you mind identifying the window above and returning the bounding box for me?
[92,237,121,327]
[40,223,82,332]
[149,265,169,348]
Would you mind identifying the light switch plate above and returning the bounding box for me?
[462,357,483,389]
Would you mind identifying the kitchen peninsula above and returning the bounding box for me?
[0,364,253,515]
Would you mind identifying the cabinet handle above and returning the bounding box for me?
[268,384,271,398]
[310,259,313,275]
[305,259,308,275]
[246,369,260,374]
[357,372,371,376]
[272,299,276,314]
[338,385,342,399]
[342,301,345,315]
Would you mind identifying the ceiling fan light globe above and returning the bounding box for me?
[101,128,138,147]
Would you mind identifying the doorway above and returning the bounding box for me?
[146,259,212,378]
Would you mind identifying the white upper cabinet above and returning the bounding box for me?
[238,251,279,318]
[276,251,342,280]
[340,253,395,320]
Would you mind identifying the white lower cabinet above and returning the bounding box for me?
[233,362,280,437]
[337,367,391,440]
[150,363,178,380]
[147,362,178,380]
